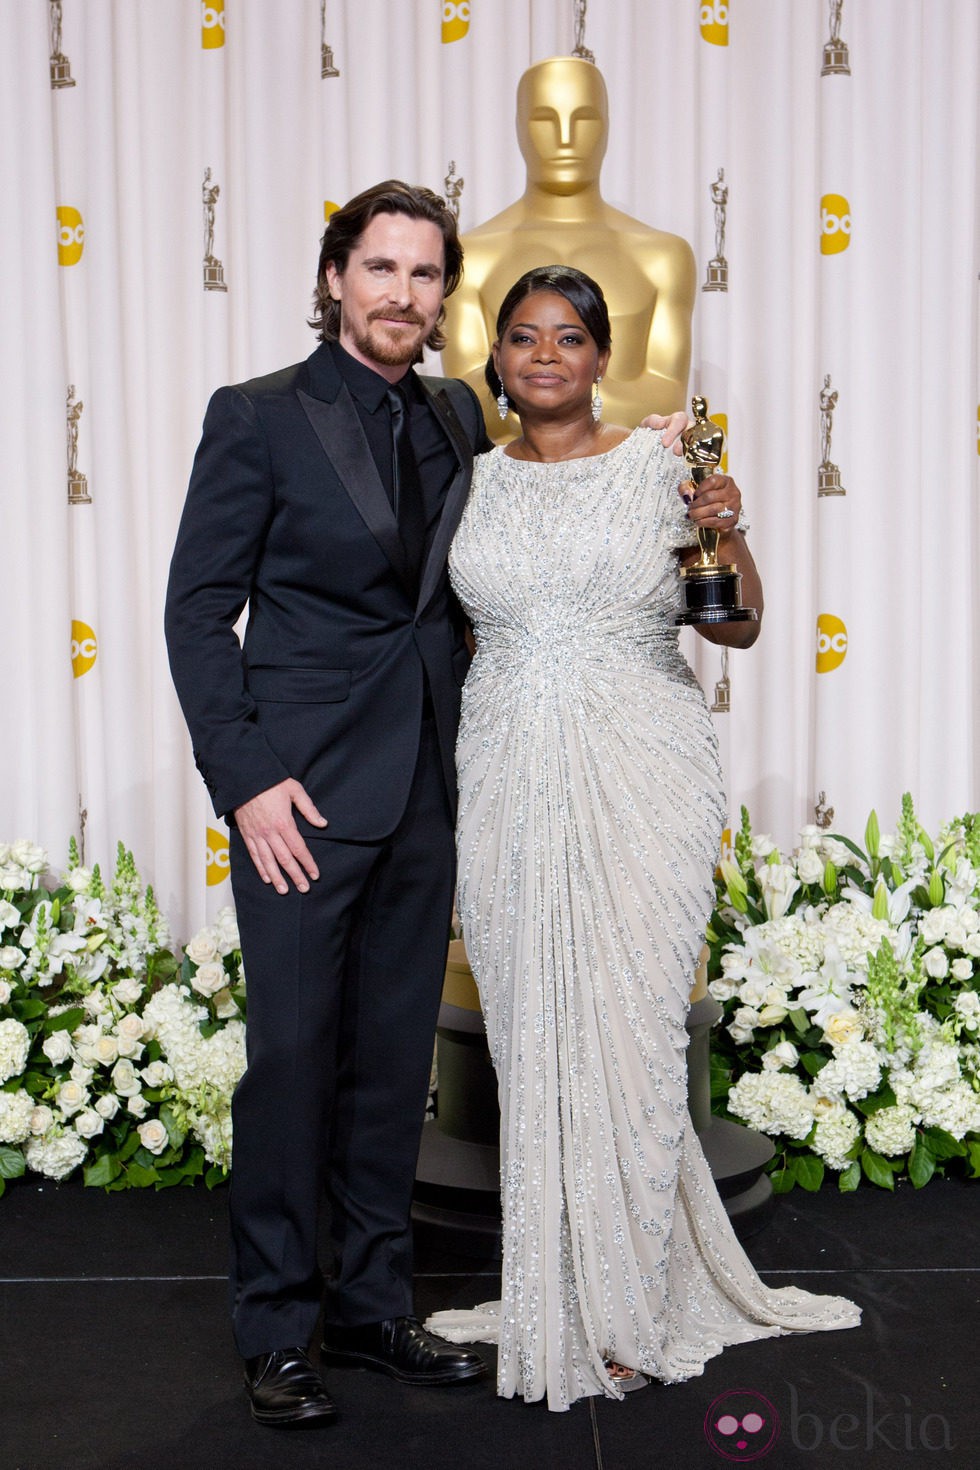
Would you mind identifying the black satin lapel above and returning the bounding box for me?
[297,388,414,593]
[417,388,476,612]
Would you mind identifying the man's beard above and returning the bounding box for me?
[351,310,428,367]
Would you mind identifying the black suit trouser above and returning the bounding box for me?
[227,715,455,1358]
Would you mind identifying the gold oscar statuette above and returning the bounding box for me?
[676,397,758,627]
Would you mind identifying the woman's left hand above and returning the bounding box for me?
[680,472,743,531]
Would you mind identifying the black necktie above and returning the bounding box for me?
[385,385,426,573]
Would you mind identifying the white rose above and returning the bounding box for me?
[94,1093,121,1120]
[965,934,980,958]
[112,977,143,1006]
[823,1009,864,1048]
[41,1031,74,1066]
[0,1017,31,1081]
[919,910,949,946]
[212,988,240,1020]
[922,947,949,980]
[185,931,219,965]
[141,1060,174,1088]
[737,976,770,1010]
[761,1041,800,1072]
[29,1104,55,1135]
[0,899,21,930]
[93,1034,119,1066]
[951,958,974,981]
[10,840,46,872]
[758,1002,789,1026]
[751,835,776,858]
[190,960,227,998]
[0,980,12,1005]
[56,1079,89,1116]
[796,849,825,886]
[116,1013,145,1043]
[0,946,25,970]
[66,866,94,892]
[137,1118,170,1155]
[115,1034,145,1060]
[110,1058,142,1096]
[127,1094,149,1118]
[74,1109,104,1139]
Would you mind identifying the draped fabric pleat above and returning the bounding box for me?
[1,0,977,940]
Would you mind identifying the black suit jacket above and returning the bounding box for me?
[165,342,488,841]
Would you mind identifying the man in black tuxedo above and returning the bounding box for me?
[165,181,491,1428]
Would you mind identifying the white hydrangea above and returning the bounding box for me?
[0,1017,30,1083]
[811,1106,861,1170]
[864,1104,917,1157]
[727,1072,814,1140]
[0,1088,36,1144]
[24,1126,89,1180]
[815,1039,882,1102]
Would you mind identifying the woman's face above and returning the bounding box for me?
[493,291,609,420]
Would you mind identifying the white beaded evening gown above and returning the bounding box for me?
[429,430,860,1412]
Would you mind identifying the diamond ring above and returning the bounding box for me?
[716,507,735,519]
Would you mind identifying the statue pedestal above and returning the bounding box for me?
[413,943,774,1256]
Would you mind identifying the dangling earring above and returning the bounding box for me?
[591,376,603,423]
[496,377,509,421]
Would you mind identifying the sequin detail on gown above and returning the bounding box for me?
[428,431,860,1411]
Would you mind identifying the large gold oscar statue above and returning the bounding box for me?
[442,56,696,442]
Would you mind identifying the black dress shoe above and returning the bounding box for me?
[243,1347,338,1428]
[321,1316,487,1386]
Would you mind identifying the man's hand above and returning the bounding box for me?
[639,409,689,455]
[234,779,328,895]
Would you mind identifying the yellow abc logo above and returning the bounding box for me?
[57,206,85,266]
[700,0,729,45]
[442,1,470,43]
[206,826,230,886]
[324,200,340,222]
[201,0,225,49]
[70,619,97,678]
[712,410,729,472]
[820,194,851,254]
[816,613,848,673]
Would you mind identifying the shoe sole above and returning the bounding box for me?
[319,1349,487,1386]
[248,1400,338,1428]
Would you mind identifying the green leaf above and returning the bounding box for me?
[838,1160,861,1192]
[787,1008,811,1036]
[16,997,47,1021]
[908,1143,937,1189]
[865,809,880,859]
[855,1084,898,1117]
[800,1051,828,1078]
[860,1148,897,1190]
[920,1127,966,1161]
[83,1153,122,1188]
[121,1162,160,1188]
[0,1146,27,1180]
[204,1164,229,1190]
[769,1165,796,1194]
[966,1141,980,1179]
[44,1006,86,1035]
[793,1155,825,1192]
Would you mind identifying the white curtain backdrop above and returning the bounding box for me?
[2,0,978,943]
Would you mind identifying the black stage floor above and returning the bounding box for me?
[1,1176,978,1470]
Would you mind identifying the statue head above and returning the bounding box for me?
[516,57,608,194]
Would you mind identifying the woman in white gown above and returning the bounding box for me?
[429,267,860,1411]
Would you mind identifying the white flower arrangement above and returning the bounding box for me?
[0,839,245,1196]
[708,797,980,1193]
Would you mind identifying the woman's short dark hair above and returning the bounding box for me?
[310,179,464,352]
[484,264,612,406]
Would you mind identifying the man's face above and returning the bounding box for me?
[325,212,446,377]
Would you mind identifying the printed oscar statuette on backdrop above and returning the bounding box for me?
[675,397,758,627]
[320,0,339,76]
[821,0,851,76]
